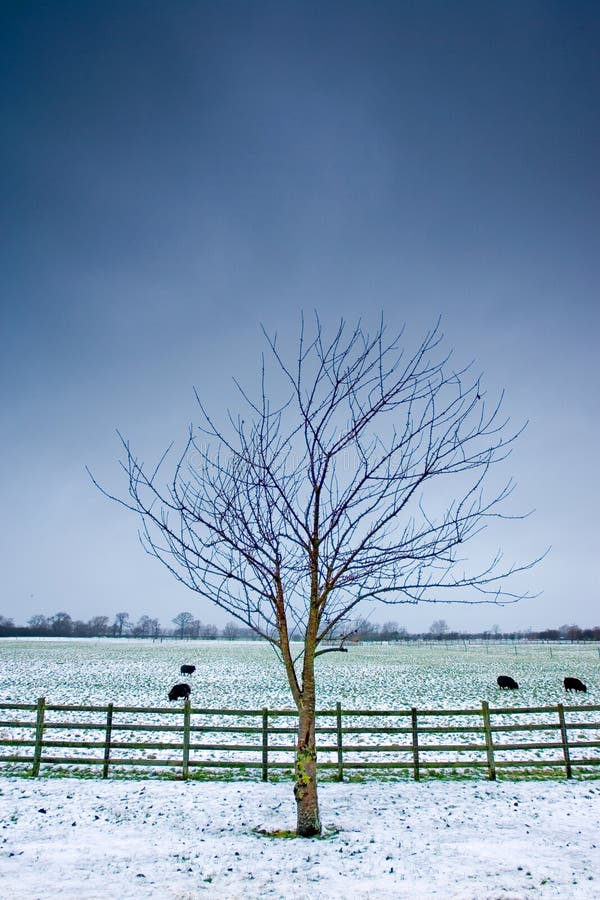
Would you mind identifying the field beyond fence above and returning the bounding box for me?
[1,699,599,782]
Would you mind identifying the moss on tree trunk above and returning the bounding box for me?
[294,704,321,837]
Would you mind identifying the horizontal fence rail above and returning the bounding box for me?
[0,699,599,782]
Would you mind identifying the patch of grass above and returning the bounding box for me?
[262,769,294,783]
[4,760,598,785]
[30,767,100,781]
[187,765,273,782]
[252,825,340,840]
[421,768,487,782]
[253,827,297,839]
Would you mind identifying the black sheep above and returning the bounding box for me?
[497,675,519,689]
[168,683,191,701]
[180,664,196,675]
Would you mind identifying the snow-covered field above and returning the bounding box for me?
[0,637,597,709]
[1,777,598,898]
[1,637,598,778]
[1,639,599,896]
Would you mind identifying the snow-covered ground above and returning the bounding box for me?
[1,777,598,898]
[1,638,598,711]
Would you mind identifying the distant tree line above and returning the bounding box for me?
[0,612,599,643]
[0,611,259,640]
[353,618,600,643]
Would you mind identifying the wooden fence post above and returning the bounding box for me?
[261,708,269,782]
[481,700,496,781]
[182,700,191,780]
[411,707,420,781]
[32,697,46,777]
[557,703,572,779]
[336,702,344,781]
[102,703,114,779]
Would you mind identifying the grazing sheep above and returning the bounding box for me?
[180,664,196,675]
[168,683,191,702]
[497,675,519,689]
[564,677,587,693]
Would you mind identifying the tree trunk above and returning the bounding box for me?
[294,694,321,837]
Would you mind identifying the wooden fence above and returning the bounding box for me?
[0,699,599,782]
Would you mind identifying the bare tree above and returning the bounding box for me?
[133,615,155,637]
[351,617,380,642]
[429,618,449,637]
[50,612,73,636]
[88,615,110,636]
[28,614,50,632]
[0,615,15,632]
[200,623,219,639]
[380,621,406,641]
[113,611,130,637]
[91,317,541,836]
[223,620,243,639]
[172,611,194,639]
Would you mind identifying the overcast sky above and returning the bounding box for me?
[1,1,598,633]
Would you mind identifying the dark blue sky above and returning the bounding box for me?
[2,1,598,631]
